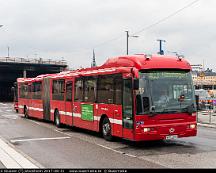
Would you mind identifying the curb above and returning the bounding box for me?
[0,137,44,168]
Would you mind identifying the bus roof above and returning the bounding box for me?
[17,54,192,83]
[101,54,191,70]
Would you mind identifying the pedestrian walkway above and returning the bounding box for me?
[0,138,38,168]
[0,161,6,168]
[197,111,216,125]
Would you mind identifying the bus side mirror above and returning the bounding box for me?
[134,79,139,90]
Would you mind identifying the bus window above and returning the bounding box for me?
[20,83,29,99]
[114,75,122,105]
[32,82,42,99]
[84,77,97,103]
[97,75,114,104]
[66,81,72,101]
[52,79,65,101]
[28,84,31,99]
[75,79,83,101]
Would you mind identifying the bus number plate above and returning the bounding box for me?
[166,135,178,140]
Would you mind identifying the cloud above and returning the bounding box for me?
[0,0,215,71]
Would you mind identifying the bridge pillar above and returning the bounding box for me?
[23,69,27,78]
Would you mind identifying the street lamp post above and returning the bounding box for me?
[125,31,139,55]
[125,31,129,55]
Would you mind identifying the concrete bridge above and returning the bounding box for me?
[0,57,67,101]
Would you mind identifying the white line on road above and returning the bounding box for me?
[0,138,38,168]
[10,136,70,143]
[0,114,18,120]
[0,103,7,106]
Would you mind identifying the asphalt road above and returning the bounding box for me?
[0,102,216,168]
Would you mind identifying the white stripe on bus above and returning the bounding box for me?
[109,118,122,125]
[19,107,122,125]
[29,107,43,112]
[18,105,24,109]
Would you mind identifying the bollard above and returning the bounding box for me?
[209,108,212,124]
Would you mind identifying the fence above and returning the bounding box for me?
[197,102,216,125]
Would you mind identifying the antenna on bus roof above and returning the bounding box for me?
[144,54,152,60]
[177,55,184,61]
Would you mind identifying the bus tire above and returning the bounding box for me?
[24,106,29,118]
[102,117,113,141]
[54,110,61,128]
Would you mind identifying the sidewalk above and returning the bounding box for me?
[0,138,39,168]
[197,110,216,128]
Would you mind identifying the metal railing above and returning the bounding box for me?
[197,101,216,125]
[0,57,67,66]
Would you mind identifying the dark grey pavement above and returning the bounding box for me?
[0,102,216,168]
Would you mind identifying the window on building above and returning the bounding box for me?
[52,79,65,101]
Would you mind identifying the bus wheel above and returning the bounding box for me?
[24,107,29,118]
[102,117,113,141]
[54,111,61,128]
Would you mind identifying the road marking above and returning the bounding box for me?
[0,138,38,168]
[0,114,18,120]
[10,136,70,143]
[0,103,7,106]
[97,144,125,154]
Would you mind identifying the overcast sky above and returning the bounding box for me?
[0,0,215,71]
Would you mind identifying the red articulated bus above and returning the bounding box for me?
[17,54,197,141]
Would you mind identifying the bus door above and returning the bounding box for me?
[43,77,51,120]
[65,80,74,126]
[122,78,134,140]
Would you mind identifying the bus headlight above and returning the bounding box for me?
[189,124,196,129]
[143,128,151,132]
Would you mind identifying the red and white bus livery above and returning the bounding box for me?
[17,54,197,141]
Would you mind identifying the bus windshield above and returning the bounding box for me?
[136,70,196,115]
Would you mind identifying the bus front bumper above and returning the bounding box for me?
[134,123,197,141]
